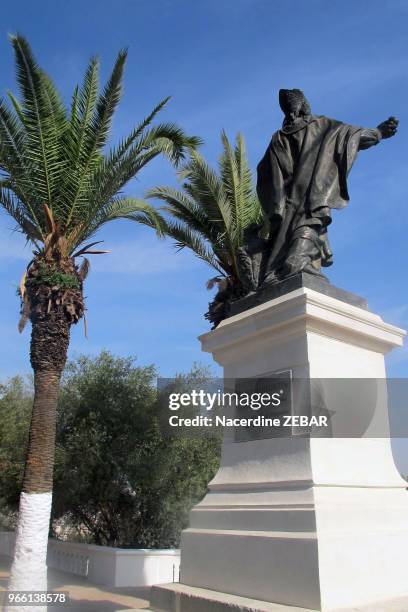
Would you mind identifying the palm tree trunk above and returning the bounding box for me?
[7,297,71,612]
[8,370,61,587]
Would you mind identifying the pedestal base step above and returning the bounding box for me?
[150,582,311,612]
[149,583,408,612]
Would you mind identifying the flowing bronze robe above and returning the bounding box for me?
[257,115,380,274]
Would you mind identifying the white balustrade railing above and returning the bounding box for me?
[0,531,180,587]
[47,546,90,577]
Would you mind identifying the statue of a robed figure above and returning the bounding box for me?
[205,90,398,327]
[256,89,398,283]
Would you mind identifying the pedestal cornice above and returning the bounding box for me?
[200,288,405,362]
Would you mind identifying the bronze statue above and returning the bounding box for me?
[205,90,398,328]
[257,89,398,283]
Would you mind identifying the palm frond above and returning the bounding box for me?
[163,219,226,275]
[60,56,100,227]
[62,51,128,231]
[92,49,127,150]
[10,35,64,209]
[66,197,165,253]
[146,186,217,242]
[7,91,26,125]
[0,186,42,243]
[78,257,90,280]
[147,131,265,287]
[139,123,202,165]
[98,197,165,234]
[84,123,201,222]
[0,99,43,229]
[67,56,99,163]
[219,130,240,240]
[103,96,171,166]
[234,132,261,228]
[80,98,172,207]
[182,151,232,232]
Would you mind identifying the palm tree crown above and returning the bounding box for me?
[148,131,267,326]
[0,35,200,264]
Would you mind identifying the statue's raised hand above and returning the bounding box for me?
[377,116,398,139]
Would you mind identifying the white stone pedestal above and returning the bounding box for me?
[151,287,407,611]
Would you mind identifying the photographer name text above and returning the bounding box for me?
[168,415,328,428]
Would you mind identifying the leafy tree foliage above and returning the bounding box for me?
[52,352,221,547]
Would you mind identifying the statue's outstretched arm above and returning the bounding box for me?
[359,116,398,150]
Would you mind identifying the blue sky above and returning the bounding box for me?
[0,3,407,400]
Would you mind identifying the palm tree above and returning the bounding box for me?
[147,131,267,327]
[0,35,199,594]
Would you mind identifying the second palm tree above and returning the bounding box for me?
[148,131,268,327]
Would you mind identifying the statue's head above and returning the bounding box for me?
[279,89,311,119]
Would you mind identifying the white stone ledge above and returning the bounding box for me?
[200,288,406,358]
[0,531,180,587]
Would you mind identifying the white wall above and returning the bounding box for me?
[0,531,180,588]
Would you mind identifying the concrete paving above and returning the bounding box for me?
[0,556,150,610]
